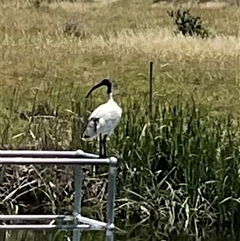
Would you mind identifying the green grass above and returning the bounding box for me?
[0,0,240,240]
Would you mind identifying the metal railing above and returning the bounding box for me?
[0,149,118,241]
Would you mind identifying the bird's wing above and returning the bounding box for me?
[85,102,121,137]
[88,102,108,120]
[82,103,109,139]
[89,102,122,121]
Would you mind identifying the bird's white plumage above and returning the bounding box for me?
[83,97,122,140]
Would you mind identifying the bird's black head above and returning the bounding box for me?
[86,78,112,98]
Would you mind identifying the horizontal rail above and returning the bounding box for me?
[0,157,110,165]
[0,215,75,221]
[0,215,108,228]
[77,215,107,228]
[0,149,98,159]
[0,224,104,231]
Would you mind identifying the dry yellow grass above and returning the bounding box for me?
[0,0,240,115]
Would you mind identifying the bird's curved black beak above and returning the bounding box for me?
[85,82,103,98]
[85,79,112,98]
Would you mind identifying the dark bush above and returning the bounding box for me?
[167,9,209,38]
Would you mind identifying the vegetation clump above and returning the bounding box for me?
[63,17,87,38]
[167,9,209,38]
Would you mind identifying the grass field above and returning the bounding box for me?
[1,0,240,240]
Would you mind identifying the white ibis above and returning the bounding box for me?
[82,78,122,158]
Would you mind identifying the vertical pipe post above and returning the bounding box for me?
[149,61,154,117]
[105,157,118,241]
[73,165,83,241]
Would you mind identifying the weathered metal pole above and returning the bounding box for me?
[73,165,83,241]
[105,157,118,241]
[149,61,154,117]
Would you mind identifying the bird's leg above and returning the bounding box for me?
[102,135,108,158]
[99,134,103,158]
